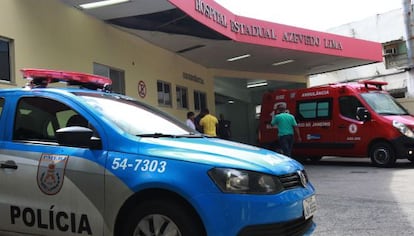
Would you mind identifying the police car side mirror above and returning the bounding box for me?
[356,107,371,122]
[56,126,102,149]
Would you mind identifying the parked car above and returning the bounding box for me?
[0,68,316,236]
[258,80,414,167]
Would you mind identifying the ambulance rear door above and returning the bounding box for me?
[258,90,290,149]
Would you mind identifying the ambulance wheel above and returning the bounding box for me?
[290,157,305,164]
[370,142,396,167]
[307,156,322,163]
[120,198,205,236]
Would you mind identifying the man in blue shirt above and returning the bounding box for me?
[271,104,301,157]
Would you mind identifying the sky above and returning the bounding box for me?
[214,0,403,31]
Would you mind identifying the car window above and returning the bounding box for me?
[296,98,332,121]
[13,97,92,142]
[78,93,193,136]
[339,96,364,120]
[361,92,408,115]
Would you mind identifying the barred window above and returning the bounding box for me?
[0,37,12,82]
[194,90,206,111]
[157,80,172,107]
[93,63,125,94]
[176,86,188,109]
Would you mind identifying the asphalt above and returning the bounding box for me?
[304,157,414,236]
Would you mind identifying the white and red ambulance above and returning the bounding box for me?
[258,80,414,167]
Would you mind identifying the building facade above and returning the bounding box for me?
[0,0,383,145]
[309,4,414,112]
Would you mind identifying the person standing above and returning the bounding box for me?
[218,113,231,140]
[186,111,196,130]
[199,108,218,137]
[194,110,205,133]
[271,104,301,157]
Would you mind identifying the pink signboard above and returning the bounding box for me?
[169,0,383,62]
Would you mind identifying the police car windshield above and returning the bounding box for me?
[361,92,409,115]
[77,93,198,136]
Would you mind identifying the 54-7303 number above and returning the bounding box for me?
[111,158,167,173]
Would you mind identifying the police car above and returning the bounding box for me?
[0,69,316,236]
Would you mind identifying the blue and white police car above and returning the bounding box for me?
[0,69,316,236]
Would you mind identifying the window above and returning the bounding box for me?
[0,37,12,82]
[255,105,261,119]
[361,92,407,115]
[93,63,125,94]
[339,96,364,120]
[157,80,172,106]
[13,97,93,143]
[297,99,332,120]
[194,90,206,111]
[79,93,191,136]
[176,86,188,109]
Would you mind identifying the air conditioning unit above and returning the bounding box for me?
[384,48,397,56]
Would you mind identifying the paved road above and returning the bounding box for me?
[304,157,414,236]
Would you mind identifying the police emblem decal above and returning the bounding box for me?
[37,154,69,195]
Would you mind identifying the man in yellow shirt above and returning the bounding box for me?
[199,108,218,137]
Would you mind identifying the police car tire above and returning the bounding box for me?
[119,199,205,236]
[370,142,396,167]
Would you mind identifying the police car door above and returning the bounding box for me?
[0,96,105,236]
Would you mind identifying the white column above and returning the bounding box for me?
[406,70,414,97]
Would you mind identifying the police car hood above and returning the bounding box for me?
[138,137,302,174]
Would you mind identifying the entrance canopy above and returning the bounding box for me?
[62,0,383,75]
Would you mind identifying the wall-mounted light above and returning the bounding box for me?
[176,45,205,54]
[79,0,129,9]
[246,81,268,88]
[227,54,251,62]
[272,59,295,67]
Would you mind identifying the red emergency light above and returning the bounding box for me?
[358,80,388,90]
[21,68,112,91]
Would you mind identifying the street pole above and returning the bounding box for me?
[403,0,414,97]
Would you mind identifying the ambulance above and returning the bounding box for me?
[258,80,414,167]
[0,69,316,236]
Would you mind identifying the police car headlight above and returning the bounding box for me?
[393,120,414,138]
[208,168,283,194]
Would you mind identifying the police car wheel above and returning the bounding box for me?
[120,199,205,236]
[370,142,396,167]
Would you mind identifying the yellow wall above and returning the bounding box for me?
[0,0,305,121]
